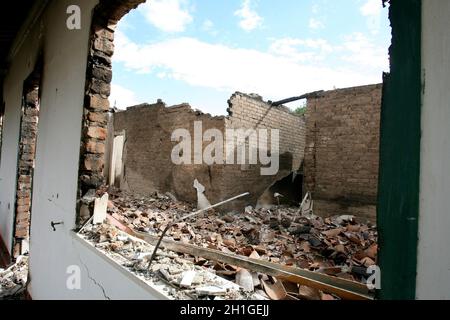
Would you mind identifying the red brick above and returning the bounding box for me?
[87,127,107,140]
[87,112,107,124]
[89,94,110,111]
[86,140,106,154]
[16,205,30,214]
[17,197,31,206]
[84,155,105,171]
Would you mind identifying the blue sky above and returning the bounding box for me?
[110,0,391,115]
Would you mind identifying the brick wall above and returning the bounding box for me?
[13,86,39,257]
[226,93,306,171]
[112,93,306,211]
[223,93,306,209]
[304,84,382,220]
[78,0,146,226]
[113,102,227,205]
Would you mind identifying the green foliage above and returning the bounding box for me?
[294,104,307,116]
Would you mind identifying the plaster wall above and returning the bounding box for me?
[416,0,450,299]
[0,0,161,299]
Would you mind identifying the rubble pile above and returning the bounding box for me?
[92,189,378,300]
[80,223,265,300]
[0,256,28,300]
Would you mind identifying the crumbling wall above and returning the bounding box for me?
[304,84,382,220]
[223,93,306,209]
[226,93,306,171]
[78,0,146,226]
[113,102,226,205]
[13,86,39,257]
[112,93,307,211]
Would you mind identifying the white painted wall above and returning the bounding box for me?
[0,6,44,253]
[0,0,162,299]
[417,0,450,299]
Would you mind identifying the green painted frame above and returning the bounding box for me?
[377,0,422,299]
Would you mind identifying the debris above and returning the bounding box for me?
[165,192,178,202]
[249,250,260,260]
[180,271,197,288]
[336,215,354,225]
[81,189,97,204]
[146,192,250,268]
[299,192,314,217]
[93,193,109,224]
[223,215,235,223]
[274,193,284,206]
[322,228,343,238]
[244,206,254,214]
[110,214,372,300]
[195,285,227,296]
[262,277,287,300]
[298,285,321,300]
[193,179,211,210]
[79,222,255,300]
[159,269,173,282]
[361,257,376,267]
[365,243,378,260]
[291,225,311,235]
[236,268,254,292]
[99,189,378,300]
[0,256,28,300]
[321,293,337,300]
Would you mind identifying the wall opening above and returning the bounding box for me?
[75,0,391,300]
[109,131,125,188]
[12,62,42,259]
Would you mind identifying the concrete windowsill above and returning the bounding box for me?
[70,231,171,300]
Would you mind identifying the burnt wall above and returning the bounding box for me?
[13,86,39,257]
[304,84,382,220]
[112,93,307,211]
[113,102,226,205]
[223,93,306,209]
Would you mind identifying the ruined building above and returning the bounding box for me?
[108,84,381,220]
[304,84,382,220]
[0,0,449,301]
[109,92,306,211]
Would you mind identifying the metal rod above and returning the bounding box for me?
[269,90,324,107]
[77,216,94,234]
[147,192,250,268]
[178,192,250,222]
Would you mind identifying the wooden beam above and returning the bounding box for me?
[106,214,373,300]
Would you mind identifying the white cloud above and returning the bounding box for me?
[360,0,382,34]
[340,32,388,70]
[312,4,320,14]
[109,84,140,109]
[309,17,325,30]
[269,38,333,62]
[202,19,218,36]
[360,0,382,16]
[203,19,214,30]
[113,31,386,101]
[234,0,263,32]
[139,0,193,33]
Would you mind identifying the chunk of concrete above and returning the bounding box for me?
[193,179,211,210]
[195,285,227,296]
[236,268,254,292]
[93,193,109,224]
[180,270,196,288]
